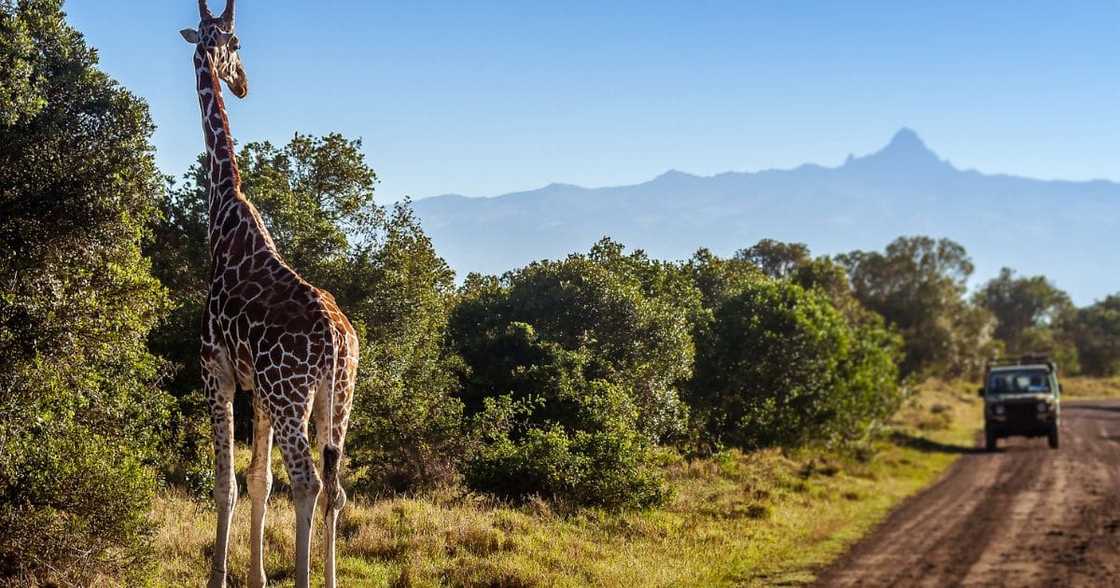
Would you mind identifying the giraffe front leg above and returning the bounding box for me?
[247,394,273,588]
[204,362,237,588]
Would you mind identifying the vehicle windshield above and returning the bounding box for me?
[988,369,1051,394]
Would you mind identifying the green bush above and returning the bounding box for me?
[691,279,901,449]
[0,430,157,584]
[452,240,699,443]
[463,325,668,508]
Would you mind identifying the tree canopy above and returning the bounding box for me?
[838,236,996,376]
[1,0,169,581]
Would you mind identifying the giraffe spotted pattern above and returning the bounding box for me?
[183,2,358,587]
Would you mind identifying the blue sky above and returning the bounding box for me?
[70,1,1118,201]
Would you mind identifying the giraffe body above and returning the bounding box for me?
[182,3,358,587]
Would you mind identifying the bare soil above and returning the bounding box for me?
[815,400,1120,587]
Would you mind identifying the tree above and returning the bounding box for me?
[149,133,384,437]
[1068,295,1120,376]
[345,203,466,494]
[973,267,1078,371]
[149,133,465,494]
[974,268,1074,352]
[0,0,169,582]
[736,238,811,279]
[837,236,996,376]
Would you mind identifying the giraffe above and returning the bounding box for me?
[180,2,358,587]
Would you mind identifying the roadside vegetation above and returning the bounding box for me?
[3,2,1119,586]
[150,379,982,587]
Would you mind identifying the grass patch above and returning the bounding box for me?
[1062,376,1120,399]
[152,379,982,587]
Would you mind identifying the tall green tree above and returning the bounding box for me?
[974,268,1073,348]
[838,236,996,376]
[736,238,811,279]
[149,133,463,494]
[345,203,465,493]
[974,267,1077,369]
[1068,295,1120,376]
[0,0,169,582]
[149,134,384,436]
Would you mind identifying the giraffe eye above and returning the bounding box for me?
[229,35,240,50]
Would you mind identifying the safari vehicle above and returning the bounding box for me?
[979,356,1060,451]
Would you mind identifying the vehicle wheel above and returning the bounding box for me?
[1048,426,1059,449]
[985,429,998,452]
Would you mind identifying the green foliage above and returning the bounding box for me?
[1067,295,1120,376]
[736,238,811,279]
[0,0,168,581]
[346,203,467,494]
[149,133,384,413]
[838,236,996,376]
[974,267,1075,354]
[463,325,668,508]
[453,239,699,443]
[690,279,901,449]
[149,132,465,494]
[449,241,695,506]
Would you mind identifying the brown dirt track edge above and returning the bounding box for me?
[814,400,1120,588]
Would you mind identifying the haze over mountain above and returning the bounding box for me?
[413,129,1118,304]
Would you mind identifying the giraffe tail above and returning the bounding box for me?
[322,326,342,511]
[322,444,341,508]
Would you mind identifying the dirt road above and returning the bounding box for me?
[815,400,1120,587]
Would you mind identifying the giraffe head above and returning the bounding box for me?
[180,0,248,99]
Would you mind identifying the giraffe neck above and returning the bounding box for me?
[193,47,279,267]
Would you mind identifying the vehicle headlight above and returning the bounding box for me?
[1037,402,1050,413]
[993,404,1005,415]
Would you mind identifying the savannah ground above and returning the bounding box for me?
[152,379,982,587]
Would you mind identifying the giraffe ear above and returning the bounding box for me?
[180,28,200,44]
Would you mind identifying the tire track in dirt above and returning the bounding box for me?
[815,400,1120,588]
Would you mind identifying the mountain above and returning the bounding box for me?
[412,129,1119,304]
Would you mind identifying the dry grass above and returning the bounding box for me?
[1061,376,1120,399]
[151,379,983,587]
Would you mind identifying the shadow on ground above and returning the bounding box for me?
[889,431,985,455]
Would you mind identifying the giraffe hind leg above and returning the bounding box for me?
[271,407,320,588]
[315,368,350,588]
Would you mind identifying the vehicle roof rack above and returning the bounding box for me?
[985,354,1057,373]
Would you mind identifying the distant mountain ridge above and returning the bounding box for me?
[412,129,1119,304]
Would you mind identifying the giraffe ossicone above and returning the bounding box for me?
[182,2,358,587]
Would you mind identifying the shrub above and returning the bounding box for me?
[452,240,699,444]
[462,324,668,508]
[1067,295,1120,377]
[691,279,901,449]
